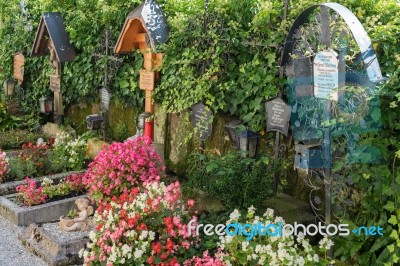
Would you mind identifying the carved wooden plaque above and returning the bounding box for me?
[314,50,339,101]
[49,75,61,92]
[139,70,155,90]
[13,53,24,85]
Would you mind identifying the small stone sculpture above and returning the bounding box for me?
[59,198,93,232]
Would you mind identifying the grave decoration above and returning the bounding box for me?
[280,2,386,237]
[114,0,169,141]
[13,52,24,86]
[191,102,213,148]
[59,198,93,232]
[31,12,76,125]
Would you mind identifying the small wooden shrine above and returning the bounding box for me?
[115,0,168,139]
[31,12,76,124]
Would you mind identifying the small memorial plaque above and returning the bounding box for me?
[191,103,213,141]
[265,97,291,136]
[313,50,339,101]
[293,56,313,97]
[139,70,155,91]
[100,87,111,111]
[13,53,24,85]
[49,75,61,92]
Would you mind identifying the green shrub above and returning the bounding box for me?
[188,151,275,210]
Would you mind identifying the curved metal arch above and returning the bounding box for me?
[280,3,384,83]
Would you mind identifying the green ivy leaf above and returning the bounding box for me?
[384,202,395,212]
[388,215,398,225]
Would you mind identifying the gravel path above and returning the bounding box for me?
[0,216,46,266]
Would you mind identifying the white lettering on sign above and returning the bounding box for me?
[314,50,339,101]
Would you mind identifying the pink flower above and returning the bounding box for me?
[187,199,195,208]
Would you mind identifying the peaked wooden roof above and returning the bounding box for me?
[31,12,76,62]
[115,0,169,54]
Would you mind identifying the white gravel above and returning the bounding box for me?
[0,216,46,266]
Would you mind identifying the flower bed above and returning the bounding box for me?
[0,193,88,226]
[0,132,89,195]
[0,170,86,196]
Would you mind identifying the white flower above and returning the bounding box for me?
[263,208,274,218]
[295,256,305,266]
[248,205,256,215]
[228,209,241,223]
[313,254,320,262]
[134,249,143,259]
[121,244,131,256]
[242,241,249,251]
[148,231,155,241]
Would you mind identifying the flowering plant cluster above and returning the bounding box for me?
[8,141,52,180]
[81,181,199,265]
[16,173,86,206]
[50,132,87,171]
[16,177,46,206]
[0,150,8,183]
[214,207,334,266]
[83,137,164,203]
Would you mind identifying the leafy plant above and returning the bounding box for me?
[0,149,7,182]
[50,132,87,171]
[188,150,275,210]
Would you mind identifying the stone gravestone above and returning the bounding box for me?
[191,103,213,141]
[265,97,291,136]
[313,50,339,101]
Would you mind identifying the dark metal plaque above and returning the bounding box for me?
[191,103,213,141]
[265,97,291,136]
[293,54,314,97]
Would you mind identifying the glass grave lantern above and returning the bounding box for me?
[223,120,242,147]
[39,97,53,113]
[236,129,261,158]
[3,79,15,97]
[86,114,104,131]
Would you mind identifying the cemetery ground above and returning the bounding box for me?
[1,0,400,265]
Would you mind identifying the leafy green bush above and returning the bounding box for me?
[188,151,275,210]
[0,130,45,150]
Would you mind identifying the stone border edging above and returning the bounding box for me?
[0,194,87,226]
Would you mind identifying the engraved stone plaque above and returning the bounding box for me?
[191,103,213,141]
[139,70,155,90]
[265,97,291,136]
[314,50,339,101]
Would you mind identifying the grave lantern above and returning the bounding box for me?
[223,120,242,146]
[115,0,169,140]
[39,97,53,113]
[138,112,152,131]
[86,114,104,131]
[31,12,76,125]
[3,79,15,97]
[237,129,260,158]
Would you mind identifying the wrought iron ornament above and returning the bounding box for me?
[280,3,385,226]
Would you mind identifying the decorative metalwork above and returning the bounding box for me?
[94,27,124,87]
[281,4,385,227]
